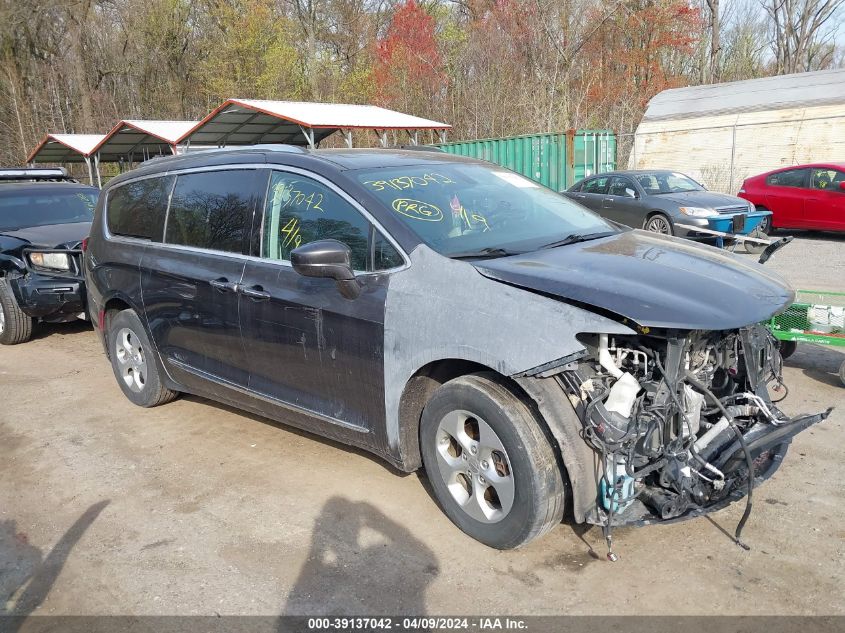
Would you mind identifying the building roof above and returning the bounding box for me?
[90,120,198,162]
[642,68,845,122]
[180,99,451,147]
[26,134,106,163]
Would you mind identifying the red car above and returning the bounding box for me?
[738,162,845,233]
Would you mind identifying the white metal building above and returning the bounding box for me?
[629,69,845,193]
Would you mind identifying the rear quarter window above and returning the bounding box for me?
[107,176,175,241]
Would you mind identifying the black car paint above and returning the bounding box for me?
[565,170,752,237]
[85,147,797,502]
[474,229,793,330]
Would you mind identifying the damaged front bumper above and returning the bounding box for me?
[9,248,86,320]
[551,325,832,532]
[586,407,832,527]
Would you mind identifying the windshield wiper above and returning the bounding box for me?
[539,231,615,249]
[448,247,522,260]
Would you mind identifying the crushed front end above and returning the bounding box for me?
[557,325,831,543]
[7,246,87,322]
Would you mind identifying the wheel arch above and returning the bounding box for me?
[396,359,597,524]
[396,358,496,472]
[98,292,144,359]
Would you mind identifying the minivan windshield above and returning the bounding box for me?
[0,188,98,232]
[355,164,616,257]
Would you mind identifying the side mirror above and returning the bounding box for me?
[839,181,845,192]
[625,188,638,199]
[291,239,361,299]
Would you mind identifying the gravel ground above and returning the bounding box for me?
[0,233,843,618]
[756,230,845,293]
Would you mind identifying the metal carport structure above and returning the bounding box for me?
[26,134,106,185]
[178,99,451,149]
[88,119,197,179]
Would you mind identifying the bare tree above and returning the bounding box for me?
[763,0,844,73]
[706,0,721,81]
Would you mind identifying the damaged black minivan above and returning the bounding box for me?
[84,147,830,552]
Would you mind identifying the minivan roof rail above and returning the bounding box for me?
[389,144,444,152]
[0,167,77,182]
[176,144,308,156]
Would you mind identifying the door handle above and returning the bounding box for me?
[241,285,271,301]
[209,278,239,293]
[604,197,615,202]
[575,194,586,199]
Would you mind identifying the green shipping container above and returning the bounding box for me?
[437,130,616,191]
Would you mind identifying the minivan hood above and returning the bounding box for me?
[658,190,749,209]
[0,222,91,249]
[473,230,793,330]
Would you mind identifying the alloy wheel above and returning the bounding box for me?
[434,409,515,523]
[645,216,671,234]
[115,327,147,393]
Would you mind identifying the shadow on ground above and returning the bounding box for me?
[281,497,439,618]
[786,343,845,389]
[28,320,92,342]
[0,501,109,630]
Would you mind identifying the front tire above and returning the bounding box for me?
[644,213,673,235]
[420,373,565,549]
[107,309,177,407]
[0,278,33,345]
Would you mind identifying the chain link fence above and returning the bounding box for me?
[616,114,845,193]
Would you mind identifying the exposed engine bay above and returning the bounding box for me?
[557,324,831,554]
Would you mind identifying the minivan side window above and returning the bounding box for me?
[372,230,404,270]
[107,175,175,241]
[766,169,808,188]
[165,170,258,254]
[263,170,401,271]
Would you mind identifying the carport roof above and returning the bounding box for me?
[91,120,198,162]
[26,134,106,163]
[179,99,452,147]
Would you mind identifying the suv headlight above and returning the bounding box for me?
[29,251,71,271]
[679,206,716,218]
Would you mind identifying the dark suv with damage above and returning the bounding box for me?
[84,147,830,555]
[0,168,98,344]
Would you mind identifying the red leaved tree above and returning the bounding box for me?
[374,0,446,115]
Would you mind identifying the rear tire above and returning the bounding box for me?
[107,309,177,407]
[838,360,845,388]
[420,373,565,549]
[0,278,33,345]
[644,213,673,235]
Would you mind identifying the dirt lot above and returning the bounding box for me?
[1,233,843,618]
